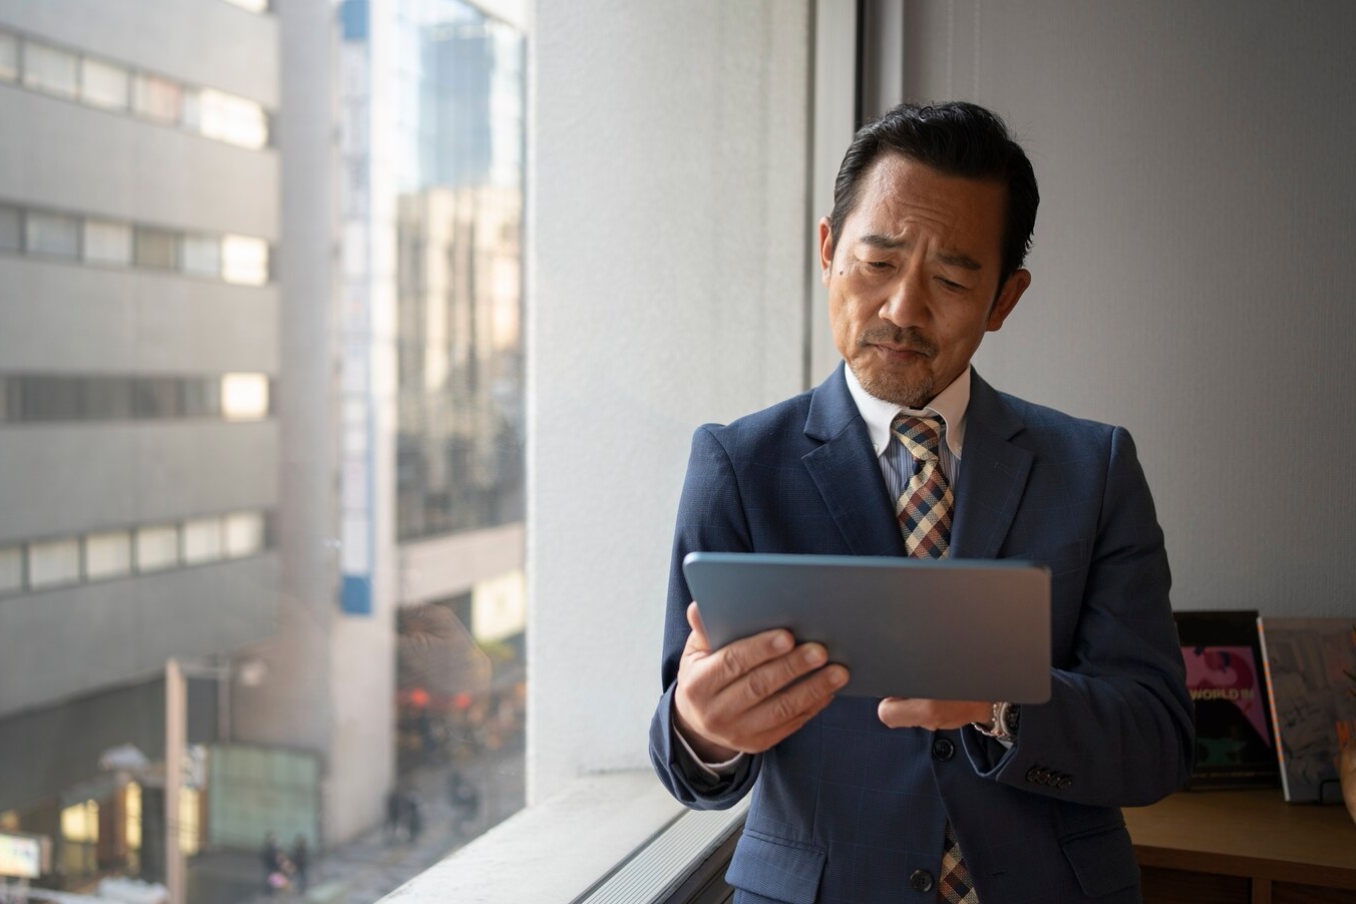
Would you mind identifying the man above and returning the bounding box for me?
[648,102,1193,904]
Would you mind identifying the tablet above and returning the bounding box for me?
[682,552,1051,703]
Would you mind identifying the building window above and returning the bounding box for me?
[0,204,20,252]
[221,373,269,420]
[181,234,222,278]
[132,73,182,124]
[0,546,22,595]
[85,531,133,581]
[0,32,17,82]
[224,512,265,558]
[183,518,223,565]
[19,377,85,421]
[135,525,180,573]
[83,220,133,266]
[27,538,81,590]
[80,58,130,111]
[25,211,80,258]
[134,227,179,270]
[22,41,78,99]
[198,89,269,150]
[222,235,269,286]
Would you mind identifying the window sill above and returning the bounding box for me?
[382,770,746,904]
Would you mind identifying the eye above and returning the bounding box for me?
[936,277,965,291]
[866,260,894,271]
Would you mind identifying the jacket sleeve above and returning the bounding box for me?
[648,425,764,810]
[961,426,1196,807]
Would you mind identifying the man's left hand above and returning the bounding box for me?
[878,698,992,730]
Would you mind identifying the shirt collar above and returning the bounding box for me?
[843,363,970,461]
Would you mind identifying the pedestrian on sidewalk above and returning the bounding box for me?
[290,835,310,895]
[406,795,423,844]
[383,788,402,845]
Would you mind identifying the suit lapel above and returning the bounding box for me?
[949,372,1033,559]
[802,365,907,558]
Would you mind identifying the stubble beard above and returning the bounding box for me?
[851,326,937,408]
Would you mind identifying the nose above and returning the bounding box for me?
[877,262,929,328]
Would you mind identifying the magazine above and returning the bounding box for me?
[1257,617,1356,803]
[1175,610,1278,788]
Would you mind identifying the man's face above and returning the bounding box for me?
[820,154,1030,408]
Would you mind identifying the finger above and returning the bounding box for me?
[713,628,796,686]
[718,641,829,712]
[737,664,849,737]
[685,601,711,651]
[877,696,920,729]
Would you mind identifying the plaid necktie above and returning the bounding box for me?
[891,415,980,904]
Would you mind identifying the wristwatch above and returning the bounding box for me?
[974,701,1021,741]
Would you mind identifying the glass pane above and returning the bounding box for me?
[20,377,83,421]
[79,58,129,110]
[134,525,178,572]
[22,42,77,98]
[85,531,132,581]
[181,235,221,277]
[0,33,17,82]
[26,212,80,258]
[132,73,182,123]
[83,220,132,266]
[84,378,134,419]
[0,205,20,252]
[221,234,269,285]
[134,228,178,270]
[0,546,22,594]
[131,378,182,418]
[221,373,269,420]
[28,538,80,589]
[183,518,223,565]
[224,512,265,558]
[198,89,269,150]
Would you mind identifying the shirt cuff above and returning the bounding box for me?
[673,723,746,778]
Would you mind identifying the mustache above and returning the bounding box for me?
[858,326,938,358]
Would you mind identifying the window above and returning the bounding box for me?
[20,377,83,421]
[25,212,80,258]
[22,42,78,98]
[198,89,269,149]
[181,235,221,277]
[221,374,269,420]
[0,205,20,253]
[134,525,179,572]
[0,546,22,595]
[183,518,223,565]
[83,220,132,266]
[221,235,269,285]
[224,512,265,558]
[0,32,17,82]
[84,379,134,419]
[134,227,178,270]
[27,538,81,590]
[132,73,182,123]
[80,58,130,111]
[131,378,182,419]
[85,531,132,581]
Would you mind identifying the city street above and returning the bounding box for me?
[188,738,525,904]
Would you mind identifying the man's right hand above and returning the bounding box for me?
[673,601,849,761]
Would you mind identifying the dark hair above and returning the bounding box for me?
[829,101,1039,286]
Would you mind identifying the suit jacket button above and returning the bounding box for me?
[1026,766,1042,783]
[1058,777,1073,790]
[932,737,955,761]
[909,869,934,893]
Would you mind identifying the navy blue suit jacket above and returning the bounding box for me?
[648,365,1194,904]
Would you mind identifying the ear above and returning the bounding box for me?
[986,268,1030,332]
[817,216,834,286]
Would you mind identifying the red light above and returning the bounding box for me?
[454,692,472,710]
[410,687,430,708]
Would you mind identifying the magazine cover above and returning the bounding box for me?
[1257,617,1356,803]
[1175,610,1278,788]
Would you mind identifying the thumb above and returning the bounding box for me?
[685,601,712,652]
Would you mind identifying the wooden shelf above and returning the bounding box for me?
[1125,789,1356,904]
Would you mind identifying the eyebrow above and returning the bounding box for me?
[859,233,983,271]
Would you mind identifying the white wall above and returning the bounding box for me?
[528,0,814,802]
[887,0,1356,618]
